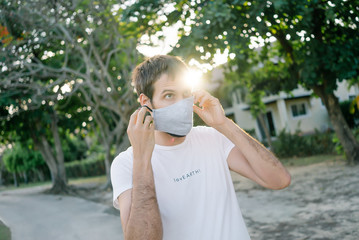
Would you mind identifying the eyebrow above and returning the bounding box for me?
[161,89,176,95]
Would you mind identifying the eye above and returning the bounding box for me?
[164,93,174,99]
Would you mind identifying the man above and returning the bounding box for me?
[111,55,291,240]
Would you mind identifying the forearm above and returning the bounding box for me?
[125,158,163,240]
[215,118,291,189]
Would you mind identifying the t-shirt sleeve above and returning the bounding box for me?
[110,148,133,210]
[214,128,235,160]
[197,126,235,161]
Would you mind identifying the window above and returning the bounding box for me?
[291,103,307,117]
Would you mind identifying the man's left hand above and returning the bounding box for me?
[193,90,227,128]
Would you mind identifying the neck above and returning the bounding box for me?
[155,130,186,146]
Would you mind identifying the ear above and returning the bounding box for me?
[139,93,153,108]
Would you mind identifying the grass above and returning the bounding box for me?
[0,220,11,240]
[68,175,107,185]
[0,175,108,193]
[281,154,345,167]
[0,181,52,192]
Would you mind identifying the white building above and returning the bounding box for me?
[207,68,359,141]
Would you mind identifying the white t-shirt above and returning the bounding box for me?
[111,126,250,240]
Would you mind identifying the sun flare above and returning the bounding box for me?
[184,69,203,91]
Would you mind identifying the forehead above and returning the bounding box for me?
[152,73,190,94]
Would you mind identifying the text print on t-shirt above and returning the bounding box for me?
[173,169,201,183]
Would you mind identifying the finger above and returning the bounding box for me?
[199,95,214,107]
[193,105,206,122]
[136,107,147,126]
[194,90,212,106]
[193,105,203,114]
[129,109,140,126]
[192,90,205,104]
[143,115,153,128]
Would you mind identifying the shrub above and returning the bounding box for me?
[306,129,336,155]
[332,128,359,157]
[272,129,336,158]
[1,142,49,185]
[65,153,105,179]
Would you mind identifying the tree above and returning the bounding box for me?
[1,0,142,189]
[1,1,72,192]
[248,91,274,149]
[125,0,359,163]
[0,103,69,192]
[216,64,275,149]
[0,88,89,190]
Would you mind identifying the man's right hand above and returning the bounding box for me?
[122,106,163,240]
[127,106,155,160]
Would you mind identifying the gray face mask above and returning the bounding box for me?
[145,96,194,137]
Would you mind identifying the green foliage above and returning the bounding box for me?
[340,100,359,129]
[62,133,89,162]
[124,0,359,162]
[272,129,336,158]
[281,154,344,167]
[125,0,359,103]
[65,153,105,178]
[2,141,45,173]
[248,91,266,117]
[64,137,107,178]
[1,0,141,186]
[193,111,206,127]
[177,0,357,92]
[332,134,344,156]
[332,128,359,156]
[244,128,256,138]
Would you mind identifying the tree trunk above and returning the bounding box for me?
[102,144,112,189]
[50,111,67,184]
[314,87,359,163]
[13,172,19,187]
[23,171,28,184]
[101,134,130,190]
[35,168,45,182]
[50,173,68,193]
[258,113,274,150]
[39,134,68,193]
[31,120,68,194]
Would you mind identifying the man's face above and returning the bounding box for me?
[150,73,192,109]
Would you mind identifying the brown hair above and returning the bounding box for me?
[131,55,188,99]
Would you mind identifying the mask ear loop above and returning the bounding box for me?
[142,105,153,112]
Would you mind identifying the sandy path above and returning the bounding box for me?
[1,161,358,240]
[232,161,359,239]
[0,186,124,240]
